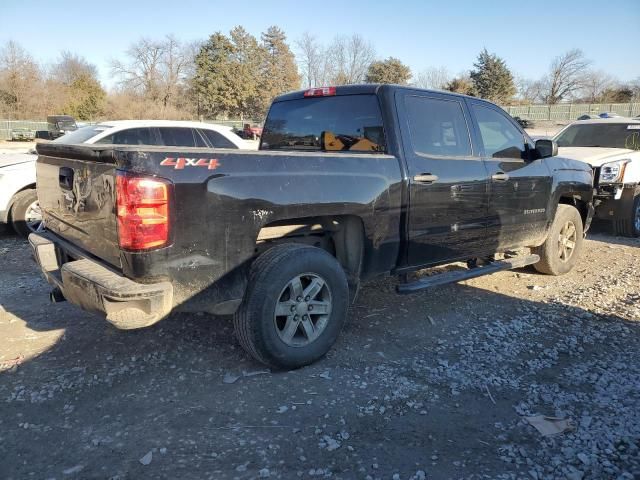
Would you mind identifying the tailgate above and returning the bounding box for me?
[36,143,121,268]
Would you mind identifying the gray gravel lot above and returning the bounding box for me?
[0,227,638,480]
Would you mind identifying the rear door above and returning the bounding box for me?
[467,101,552,249]
[396,90,491,266]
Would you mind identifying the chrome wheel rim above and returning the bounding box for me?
[25,201,42,232]
[558,220,577,262]
[273,273,332,347]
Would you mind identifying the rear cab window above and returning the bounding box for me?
[261,94,386,153]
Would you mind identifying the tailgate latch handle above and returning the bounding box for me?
[59,167,74,190]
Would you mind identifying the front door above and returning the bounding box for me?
[468,102,552,249]
[397,91,491,267]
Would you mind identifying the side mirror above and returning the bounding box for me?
[535,139,558,159]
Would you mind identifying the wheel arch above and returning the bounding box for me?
[255,215,365,301]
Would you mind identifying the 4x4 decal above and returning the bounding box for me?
[160,157,220,170]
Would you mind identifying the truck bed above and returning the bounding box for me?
[35,142,404,308]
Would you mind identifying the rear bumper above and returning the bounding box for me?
[28,232,173,329]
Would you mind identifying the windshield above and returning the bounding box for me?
[555,123,640,150]
[261,94,386,153]
[53,125,108,144]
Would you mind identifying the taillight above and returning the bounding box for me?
[116,172,171,251]
[303,86,336,97]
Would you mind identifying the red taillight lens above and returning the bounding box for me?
[116,173,171,251]
[303,86,336,97]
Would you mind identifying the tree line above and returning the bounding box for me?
[1,28,639,122]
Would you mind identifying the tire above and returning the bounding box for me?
[612,190,640,237]
[533,204,584,276]
[234,243,349,369]
[10,189,42,238]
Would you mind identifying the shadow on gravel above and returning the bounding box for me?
[1,252,639,480]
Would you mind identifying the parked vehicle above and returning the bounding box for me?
[1,121,254,237]
[577,114,600,121]
[554,118,640,236]
[598,112,621,119]
[513,116,534,128]
[238,123,263,140]
[10,128,35,141]
[47,115,78,139]
[29,84,594,368]
[54,120,255,150]
[0,153,40,236]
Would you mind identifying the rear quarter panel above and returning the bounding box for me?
[112,147,404,308]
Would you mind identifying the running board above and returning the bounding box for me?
[396,254,540,294]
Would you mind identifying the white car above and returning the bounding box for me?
[554,118,640,236]
[0,121,255,237]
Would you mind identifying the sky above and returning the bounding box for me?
[1,0,639,89]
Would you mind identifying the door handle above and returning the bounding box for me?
[492,172,510,182]
[413,173,439,184]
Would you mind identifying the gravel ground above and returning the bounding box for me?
[0,226,638,480]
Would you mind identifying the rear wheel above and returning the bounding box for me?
[533,204,583,275]
[10,189,42,238]
[234,244,349,369]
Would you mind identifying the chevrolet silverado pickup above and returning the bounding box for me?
[30,84,594,368]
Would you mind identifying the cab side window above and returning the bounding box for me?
[96,127,156,145]
[404,96,472,157]
[473,105,526,159]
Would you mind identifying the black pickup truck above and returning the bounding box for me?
[30,84,594,368]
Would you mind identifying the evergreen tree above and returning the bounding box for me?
[260,26,300,113]
[365,57,411,84]
[193,32,237,118]
[470,49,515,103]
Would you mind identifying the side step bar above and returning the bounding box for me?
[396,254,540,294]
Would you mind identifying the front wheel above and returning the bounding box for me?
[612,190,640,237]
[234,244,349,369]
[532,204,584,276]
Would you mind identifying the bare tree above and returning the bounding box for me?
[542,49,591,104]
[296,32,322,88]
[111,37,164,100]
[328,34,375,85]
[50,51,98,85]
[0,40,44,119]
[581,70,616,102]
[515,76,544,103]
[111,35,194,110]
[414,66,451,90]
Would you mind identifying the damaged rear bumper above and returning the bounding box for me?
[28,232,173,329]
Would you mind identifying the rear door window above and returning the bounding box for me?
[200,129,237,149]
[95,127,157,145]
[473,105,526,159]
[404,96,472,157]
[158,127,197,147]
[261,95,386,153]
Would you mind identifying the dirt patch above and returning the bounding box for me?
[0,228,638,479]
